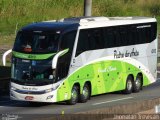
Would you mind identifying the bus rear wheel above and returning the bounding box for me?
[79,84,90,103]
[123,75,133,94]
[133,75,142,93]
[67,86,79,105]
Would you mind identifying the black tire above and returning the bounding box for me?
[79,84,90,103]
[123,75,133,94]
[133,75,142,93]
[67,86,79,105]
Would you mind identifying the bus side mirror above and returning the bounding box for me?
[52,49,69,69]
[2,49,12,66]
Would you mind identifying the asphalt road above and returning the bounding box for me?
[0,79,160,119]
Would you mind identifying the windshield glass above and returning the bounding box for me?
[13,31,60,53]
[11,58,55,86]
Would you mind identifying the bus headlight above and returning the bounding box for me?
[45,84,60,93]
[52,84,60,90]
[45,88,53,93]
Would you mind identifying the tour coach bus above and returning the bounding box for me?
[3,16,157,104]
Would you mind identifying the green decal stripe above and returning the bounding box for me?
[56,60,152,102]
[12,51,56,60]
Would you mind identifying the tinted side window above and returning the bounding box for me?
[137,26,145,44]
[76,22,157,54]
[114,28,121,47]
[76,30,89,56]
[89,29,104,50]
[136,22,157,44]
[76,28,104,56]
[145,26,151,43]
[151,22,157,41]
[119,27,127,46]
[60,31,76,53]
[104,27,121,48]
[103,22,157,48]
[56,31,77,80]
[104,28,115,48]
[127,26,135,45]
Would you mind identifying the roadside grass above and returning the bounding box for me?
[0,0,83,35]
[0,0,160,36]
[0,34,15,47]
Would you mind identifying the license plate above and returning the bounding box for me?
[25,96,34,100]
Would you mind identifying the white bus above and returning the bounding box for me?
[3,16,157,104]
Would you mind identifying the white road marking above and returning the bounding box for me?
[92,97,133,105]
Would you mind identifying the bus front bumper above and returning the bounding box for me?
[10,82,59,103]
[10,89,57,103]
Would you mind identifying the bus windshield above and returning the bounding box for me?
[13,31,60,53]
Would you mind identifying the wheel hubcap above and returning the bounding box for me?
[135,78,141,88]
[72,89,77,101]
[83,87,89,99]
[127,80,132,90]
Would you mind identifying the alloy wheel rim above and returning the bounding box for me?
[135,78,141,88]
[72,89,78,102]
[83,87,89,99]
[127,80,132,91]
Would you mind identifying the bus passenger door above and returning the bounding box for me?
[56,31,76,81]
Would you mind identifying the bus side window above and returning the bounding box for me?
[60,31,76,52]
[127,26,133,46]
[114,28,121,47]
[120,27,127,46]
[151,22,157,42]
[138,27,143,44]
[104,28,115,48]
[76,30,89,56]
[89,29,104,50]
[144,25,151,43]
[131,26,138,45]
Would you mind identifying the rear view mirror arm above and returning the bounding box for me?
[2,49,12,66]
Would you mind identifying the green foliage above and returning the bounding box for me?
[92,0,160,16]
[0,0,159,42]
[0,0,83,35]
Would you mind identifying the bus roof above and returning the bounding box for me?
[61,16,156,28]
[21,22,79,33]
[20,16,156,32]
